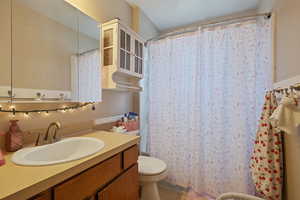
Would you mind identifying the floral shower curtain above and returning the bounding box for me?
[147,19,273,198]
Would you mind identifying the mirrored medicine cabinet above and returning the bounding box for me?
[0,0,101,104]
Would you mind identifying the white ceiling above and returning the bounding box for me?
[126,0,260,31]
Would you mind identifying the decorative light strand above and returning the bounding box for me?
[0,102,96,116]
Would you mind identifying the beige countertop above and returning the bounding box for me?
[0,131,140,200]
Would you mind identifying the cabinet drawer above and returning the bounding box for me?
[123,145,138,170]
[54,154,122,200]
[98,164,139,200]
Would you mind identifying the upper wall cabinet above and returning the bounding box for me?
[101,19,145,91]
[0,0,101,103]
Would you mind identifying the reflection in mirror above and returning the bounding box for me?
[72,9,101,102]
[11,0,100,102]
[0,0,12,100]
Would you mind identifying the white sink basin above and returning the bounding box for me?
[12,137,105,166]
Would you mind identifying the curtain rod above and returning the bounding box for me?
[78,48,99,55]
[147,12,272,43]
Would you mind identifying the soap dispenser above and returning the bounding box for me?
[6,120,23,152]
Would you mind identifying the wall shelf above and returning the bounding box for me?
[0,86,72,103]
[273,75,300,89]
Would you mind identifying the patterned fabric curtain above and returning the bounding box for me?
[250,93,283,200]
[147,19,273,198]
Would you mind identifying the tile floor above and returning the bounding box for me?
[159,184,183,200]
[158,182,208,200]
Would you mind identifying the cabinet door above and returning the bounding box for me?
[119,29,131,71]
[134,39,143,76]
[54,154,122,200]
[123,145,139,170]
[103,28,114,66]
[98,164,139,200]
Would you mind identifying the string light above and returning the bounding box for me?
[0,102,96,115]
[68,108,74,113]
[44,111,49,116]
[9,105,15,110]
[24,112,29,118]
[61,107,66,113]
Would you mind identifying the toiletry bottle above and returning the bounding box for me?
[6,120,23,152]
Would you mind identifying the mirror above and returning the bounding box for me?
[9,0,101,102]
[0,0,12,100]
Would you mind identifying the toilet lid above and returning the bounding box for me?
[138,156,167,175]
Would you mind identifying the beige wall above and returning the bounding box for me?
[0,0,11,86]
[139,10,159,41]
[65,0,132,26]
[269,0,300,199]
[275,0,300,82]
[129,6,159,114]
[11,1,98,90]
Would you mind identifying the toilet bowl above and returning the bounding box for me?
[138,156,168,200]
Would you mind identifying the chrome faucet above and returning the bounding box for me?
[44,122,61,143]
[35,122,61,146]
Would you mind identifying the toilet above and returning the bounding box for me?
[138,156,168,200]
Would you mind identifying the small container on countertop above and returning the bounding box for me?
[6,120,24,152]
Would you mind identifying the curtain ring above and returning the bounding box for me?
[280,89,284,95]
[290,87,295,98]
[284,88,288,96]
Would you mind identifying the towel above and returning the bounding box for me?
[270,96,300,135]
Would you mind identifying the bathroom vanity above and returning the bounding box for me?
[0,131,140,200]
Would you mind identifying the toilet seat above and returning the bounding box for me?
[138,156,167,176]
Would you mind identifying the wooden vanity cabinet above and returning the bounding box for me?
[54,154,122,200]
[30,190,52,200]
[30,145,139,200]
[123,145,139,169]
[98,164,139,200]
